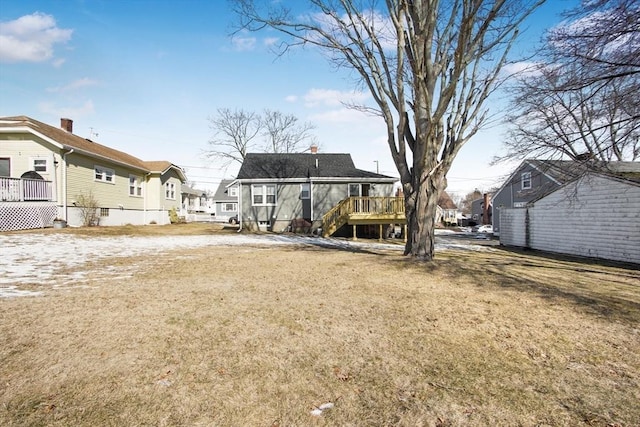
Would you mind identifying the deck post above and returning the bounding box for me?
[352,224,357,240]
[379,224,383,241]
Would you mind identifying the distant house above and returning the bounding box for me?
[437,191,459,226]
[181,184,205,213]
[211,179,239,222]
[471,193,492,225]
[233,151,398,234]
[499,171,640,264]
[0,116,186,231]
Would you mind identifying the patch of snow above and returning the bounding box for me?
[0,286,43,298]
[0,232,493,298]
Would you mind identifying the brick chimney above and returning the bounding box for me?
[482,193,491,225]
[61,118,73,133]
[310,143,318,154]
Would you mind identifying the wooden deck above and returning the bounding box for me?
[322,197,406,239]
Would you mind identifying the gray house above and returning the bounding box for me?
[493,159,640,236]
[499,172,640,264]
[211,179,238,222]
[471,193,492,225]
[493,160,587,236]
[233,152,397,233]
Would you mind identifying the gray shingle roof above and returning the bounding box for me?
[236,153,395,180]
[528,159,640,183]
[212,179,237,201]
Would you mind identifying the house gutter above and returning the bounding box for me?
[62,148,74,221]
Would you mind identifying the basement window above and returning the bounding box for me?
[100,208,109,217]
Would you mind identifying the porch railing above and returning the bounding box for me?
[322,196,405,237]
[0,176,54,202]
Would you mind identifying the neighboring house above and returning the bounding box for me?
[493,160,640,236]
[0,116,186,231]
[499,172,640,264]
[181,184,205,213]
[436,191,459,226]
[211,179,239,222]
[493,160,595,236]
[471,193,492,225]
[233,151,397,233]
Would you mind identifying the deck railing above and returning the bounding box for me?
[322,196,405,236]
[0,176,53,202]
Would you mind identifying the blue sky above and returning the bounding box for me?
[0,0,577,197]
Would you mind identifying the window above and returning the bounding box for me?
[521,172,532,190]
[165,182,176,200]
[252,184,276,206]
[300,183,310,199]
[0,158,9,177]
[95,166,115,183]
[222,203,237,212]
[129,175,143,197]
[31,158,48,173]
[229,186,238,197]
[349,183,361,197]
[100,208,109,217]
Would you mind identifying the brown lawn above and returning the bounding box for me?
[1,224,639,426]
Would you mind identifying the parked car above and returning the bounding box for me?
[473,224,493,233]
[228,215,238,225]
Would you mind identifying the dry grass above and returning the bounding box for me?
[1,225,639,426]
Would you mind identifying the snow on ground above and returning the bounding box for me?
[0,230,492,298]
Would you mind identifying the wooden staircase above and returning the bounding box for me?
[321,197,406,237]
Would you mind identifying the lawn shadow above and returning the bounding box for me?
[387,245,640,325]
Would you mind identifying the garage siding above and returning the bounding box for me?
[500,174,640,264]
[498,208,528,247]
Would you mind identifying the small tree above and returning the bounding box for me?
[75,191,100,227]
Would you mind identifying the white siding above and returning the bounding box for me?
[499,208,528,247]
[500,174,640,264]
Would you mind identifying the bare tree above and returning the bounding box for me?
[459,189,483,215]
[206,108,262,168]
[548,0,640,89]
[262,109,317,153]
[500,0,639,164]
[502,62,639,162]
[232,0,543,260]
[206,108,316,168]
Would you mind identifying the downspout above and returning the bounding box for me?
[144,173,151,225]
[310,179,314,230]
[62,149,74,221]
[237,181,243,232]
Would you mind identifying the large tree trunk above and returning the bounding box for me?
[404,170,446,261]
